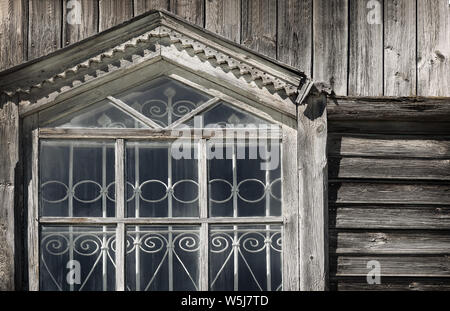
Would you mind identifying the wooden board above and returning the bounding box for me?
[241,0,277,59]
[313,0,348,95]
[329,182,450,205]
[62,0,99,47]
[348,0,383,96]
[328,134,450,159]
[417,0,450,97]
[28,0,62,60]
[332,277,450,291]
[277,0,312,75]
[205,0,241,43]
[0,0,27,71]
[99,0,133,32]
[134,0,169,16]
[329,157,450,180]
[331,231,450,255]
[384,0,416,96]
[330,206,450,230]
[169,0,204,27]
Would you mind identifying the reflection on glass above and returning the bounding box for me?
[209,225,282,291]
[126,226,200,291]
[40,140,116,217]
[40,226,116,291]
[201,102,272,128]
[208,142,281,217]
[48,100,149,128]
[117,76,211,127]
[126,142,199,218]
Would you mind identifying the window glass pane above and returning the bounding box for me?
[47,100,149,128]
[126,226,200,291]
[117,76,211,127]
[200,102,273,128]
[126,141,199,217]
[209,225,282,291]
[40,140,115,217]
[40,226,116,291]
[208,141,281,217]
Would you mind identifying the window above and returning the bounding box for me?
[30,75,297,291]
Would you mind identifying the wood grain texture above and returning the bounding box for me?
[384,0,416,96]
[0,0,27,71]
[62,0,99,47]
[0,96,19,290]
[333,255,450,277]
[329,182,450,205]
[329,157,450,180]
[313,0,348,95]
[298,94,328,290]
[348,0,383,96]
[327,97,450,121]
[134,0,169,16]
[241,0,277,58]
[328,134,450,159]
[417,0,450,96]
[28,0,62,60]
[277,0,312,75]
[332,277,450,291]
[170,0,204,26]
[99,0,133,32]
[205,0,240,43]
[330,206,450,230]
[331,231,450,255]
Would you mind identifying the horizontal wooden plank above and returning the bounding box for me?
[327,97,450,121]
[328,134,450,159]
[329,157,450,180]
[331,231,450,255]
[329,121,450,135]
[330,182,450,205]
[330,206,450,230]
[332,256,450,277]
[331,277,450,291]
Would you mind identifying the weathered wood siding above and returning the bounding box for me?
[328,97,450,291]
[1,0,449,96]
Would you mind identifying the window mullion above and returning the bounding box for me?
[115,139,126,291]
[198,139,209,291]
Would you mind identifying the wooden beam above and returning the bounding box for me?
[298,92,328,291]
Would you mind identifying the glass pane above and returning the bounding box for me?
[117,76,211,127]
[209,225,282,291]
[48,99,149,128]
[40,140,115,217]
[186,102,273,128]
[40,226,116,291]
[208,141,281,217]
[126,141,199,217]
[126,226,200,291]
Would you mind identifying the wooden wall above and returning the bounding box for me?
[0,0,449,96]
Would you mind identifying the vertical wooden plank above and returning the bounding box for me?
[205,0,241,43]
[99,0,133,32]
[0,95,19,290]
[384,0,416,96]
[62,0,99,47]
[241,0,277,58]
[134,0,169,16]
[28,0,62,60]
[298,92,328,291]
[348,0,383,96]
[115,139,125,290]
[313,0,348,96]
[417,0,450,96]
[198,139,208,291]
[282,126,299,291]
[277,0,312,76]
[0,0,27,71]
[27,129,39,291]
[169,0,204,27]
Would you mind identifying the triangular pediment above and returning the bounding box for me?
[0,10,312,118]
